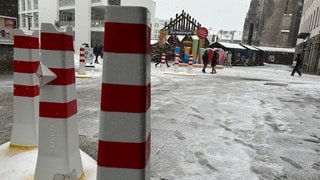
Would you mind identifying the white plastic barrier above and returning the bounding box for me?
[11,30,40,147]
[187,54,194,74]
[78,46,86,75]
[34,23,83,180]
[97,6,151,180]
[160,52,166,71]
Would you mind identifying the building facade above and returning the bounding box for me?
[296,0,320,75]
[0,0,18,72]
[216,30,242,44]
[242,0,304,48]
[18,0,155,51]
[0,0,18,18]
[152,18,168,40]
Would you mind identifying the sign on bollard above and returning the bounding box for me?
[35,23,83,180]
[85,47,95,67]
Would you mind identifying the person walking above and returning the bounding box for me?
[93,44,100,64]
[202,50,209,73]
[99,45,104,59]
[154,54,161,67]
[225,51,232,67]
[291,54,302,77]
[211,50,219,74]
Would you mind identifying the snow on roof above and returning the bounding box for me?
[254,46,295,53]
[217,42,246,49]
[191,35,199,40]
[240,44,260,51]
[150,39,158,45]
[0,15,16,19]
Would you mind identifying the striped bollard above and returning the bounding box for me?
[10,29,40,147]
[35,23,83,179]
[97,6,151,179]
[160,52,166,71]
[187,54,194,74]
[78,46,86,75]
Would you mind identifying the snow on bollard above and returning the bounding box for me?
[160,52,166,71]
[78,46,86,75]
[34,23,83,180]
[10,29,40,147]
[187,54,194,74]
[97,6,151,180]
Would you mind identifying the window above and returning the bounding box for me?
[317,7,319,27]
[20,0,26,11]
[108,0,120,5]
[34,0,38,9]
[20,14,26,28]
[283,0,289,15]
[313,11,316,29]
[33,12,39,27]
[59,0,75,7]
[27,0,32,10]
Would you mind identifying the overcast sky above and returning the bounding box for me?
[153,0,252,33]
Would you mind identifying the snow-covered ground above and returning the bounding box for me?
[0,142,96,180]
[149,63,320,180]
[1,56,320,179]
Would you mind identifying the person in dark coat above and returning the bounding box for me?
[291,54,302,76]
[202,50,209,73]
[211,50,219,74]
[99,45,104,58]
[93,44,100,64]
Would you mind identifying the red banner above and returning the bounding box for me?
[4,18,15,28]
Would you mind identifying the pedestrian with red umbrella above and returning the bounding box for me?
[202,50,209,73]
[211,50,219,74]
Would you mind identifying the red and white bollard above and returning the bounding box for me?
[11,29,40,147]
[174,53,180,72]
[78,46,86,75]
[35,23,83,179]
[97,6,151,180]
[160,52,166,71]
[187,54,194,74]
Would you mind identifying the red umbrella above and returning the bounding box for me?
[207,48,214,64]
[215,48,225,65]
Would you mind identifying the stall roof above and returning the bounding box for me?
[191,35,199,40]
[240,44,260,51]
[210,42,246,49]
[254,46,295,53]
[151,39,158,45]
